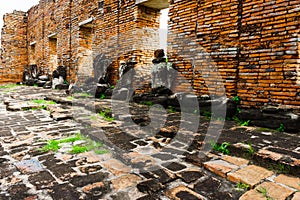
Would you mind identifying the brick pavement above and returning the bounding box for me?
[0,85,299,200]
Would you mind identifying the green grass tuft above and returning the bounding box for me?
[79,92,92,97]
[41,140,61,152]
[31,99,56,105]
[94,149,109,155]
[67,96,74,101]
[211,142,230,155]
[98,109,115,121]
[70,145,88,154]
[235,182,250,192]
[167,106,176,113]
[41,133,108,155]
[58,133,83,143]
[141,101,154,106]
[0,84,19,89]
[276,123,285,132]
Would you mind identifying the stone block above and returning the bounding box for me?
[204,160,238,178]
[227,165,274,188]
[222,155,249,166]
[165,185,205,200]
[111,174,142,191]
[274,174,300,191]
[241,182,294,200]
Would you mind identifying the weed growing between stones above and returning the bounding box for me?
[232,96,240,104]
[167,106,176,113]
[243,143,255,159]
[256,187,273,200]
[41,140,61,152]
[23,105,47,111]
[256,127,277,133]
[211,142,230,155]
[98,109,115,121]
[140,101,154,106]
[232,116,250,126]
[78,92,92,97]
[94,149,109,155]
[0,84,20,89]
[22,99,57,111]
[0,84,20,92]
[234,182,250,192]
[100,93,106,99]
[268,163,291,174]
[40,133,108,155]
[70,145,88,154]
[67,96,74,101]
[203,111,212,119]
[276,123,285,132]
[31,99,56,105]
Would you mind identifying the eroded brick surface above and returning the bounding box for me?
[274,174,300,191]
[227,165,274,187]
[241,182,295,200]
[1,0,299,108]
[204,160,238,178]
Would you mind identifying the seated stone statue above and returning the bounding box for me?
[118,60,135,90]
[151,49,173,89]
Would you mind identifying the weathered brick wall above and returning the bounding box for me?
[238,0,300,108]
[168,0,300,108]
[0,11,27,83]
[24,0,160,85]
[1,0,299,108]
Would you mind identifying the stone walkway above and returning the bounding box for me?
[0,85,299,200]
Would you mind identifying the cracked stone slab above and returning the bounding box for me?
[227,165,274,188]
[204,160,238,178]
[101,159,131,176]
[177,169,205,183]
[165,185,205,200]
[111,174,142,191]
[274,174,300,191]
[240,181,294,200]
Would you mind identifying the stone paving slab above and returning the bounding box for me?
[0,86,299,200]
[204,160,239,178]
[227,165,274,188]
[165,185,206,200]
[240,181,295,200]
[292,192,300,200]
[222,155,249,167]
[274,174,300,191]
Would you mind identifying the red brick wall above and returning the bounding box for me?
[1,0,299,109]
[24,0,160,84]
[0,11,27,83]
[168,0,300,108]
[238,0,300,108]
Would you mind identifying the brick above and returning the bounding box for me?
[274,174,300,191]
[165,185,205,200]
[222,155,249,166]
[239,189,267,200]
[204,160,238,178]
[292,192,300,200]
[241,181,295,200]
[111,174,142,191]
[227,165,274,188]
[1,0,300,109]
[101,159,131,176]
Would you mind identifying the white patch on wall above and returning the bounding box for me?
[159,8,169,51]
